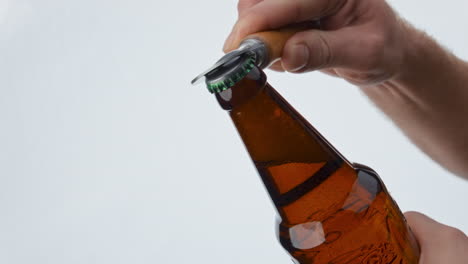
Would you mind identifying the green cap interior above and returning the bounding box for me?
[205,53,256,93]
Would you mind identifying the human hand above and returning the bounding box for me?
[223,0,414,86]
[404,211,468,264]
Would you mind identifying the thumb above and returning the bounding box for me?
[281,28,373,73]
[404,211,468,264]
[404,211,444,246]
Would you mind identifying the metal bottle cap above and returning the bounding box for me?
[204,52,256,93]
[191,39,268,93]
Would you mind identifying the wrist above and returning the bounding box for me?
[360,22,468,178]
[389,21,458,93]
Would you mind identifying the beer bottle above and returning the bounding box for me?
[193,30,420,264]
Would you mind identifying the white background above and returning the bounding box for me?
[0,0,467,263]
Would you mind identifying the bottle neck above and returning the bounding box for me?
[216,67,350,165]
[215,66,267,110]
[216,67,354,223]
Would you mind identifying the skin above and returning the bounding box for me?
[223,0,468,262]
[405,212,468,264]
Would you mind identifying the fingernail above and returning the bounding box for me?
[286,44,309,72]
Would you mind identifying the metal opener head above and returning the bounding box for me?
[190,39,268,90]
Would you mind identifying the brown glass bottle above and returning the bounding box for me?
[215,66,420,264]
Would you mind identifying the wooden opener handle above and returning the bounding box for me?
[234,22,320,66]
[246,28,302,65]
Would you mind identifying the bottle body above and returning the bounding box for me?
[277,163,419,263]
[215,67,420,263]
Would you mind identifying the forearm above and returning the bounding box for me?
[361,23,468,178]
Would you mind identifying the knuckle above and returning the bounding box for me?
[316,33,333,68]
[442,226,467,239]
[439,226,468,242]
[299,32,332,70]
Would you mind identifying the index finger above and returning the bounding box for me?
[224,0,345,51]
